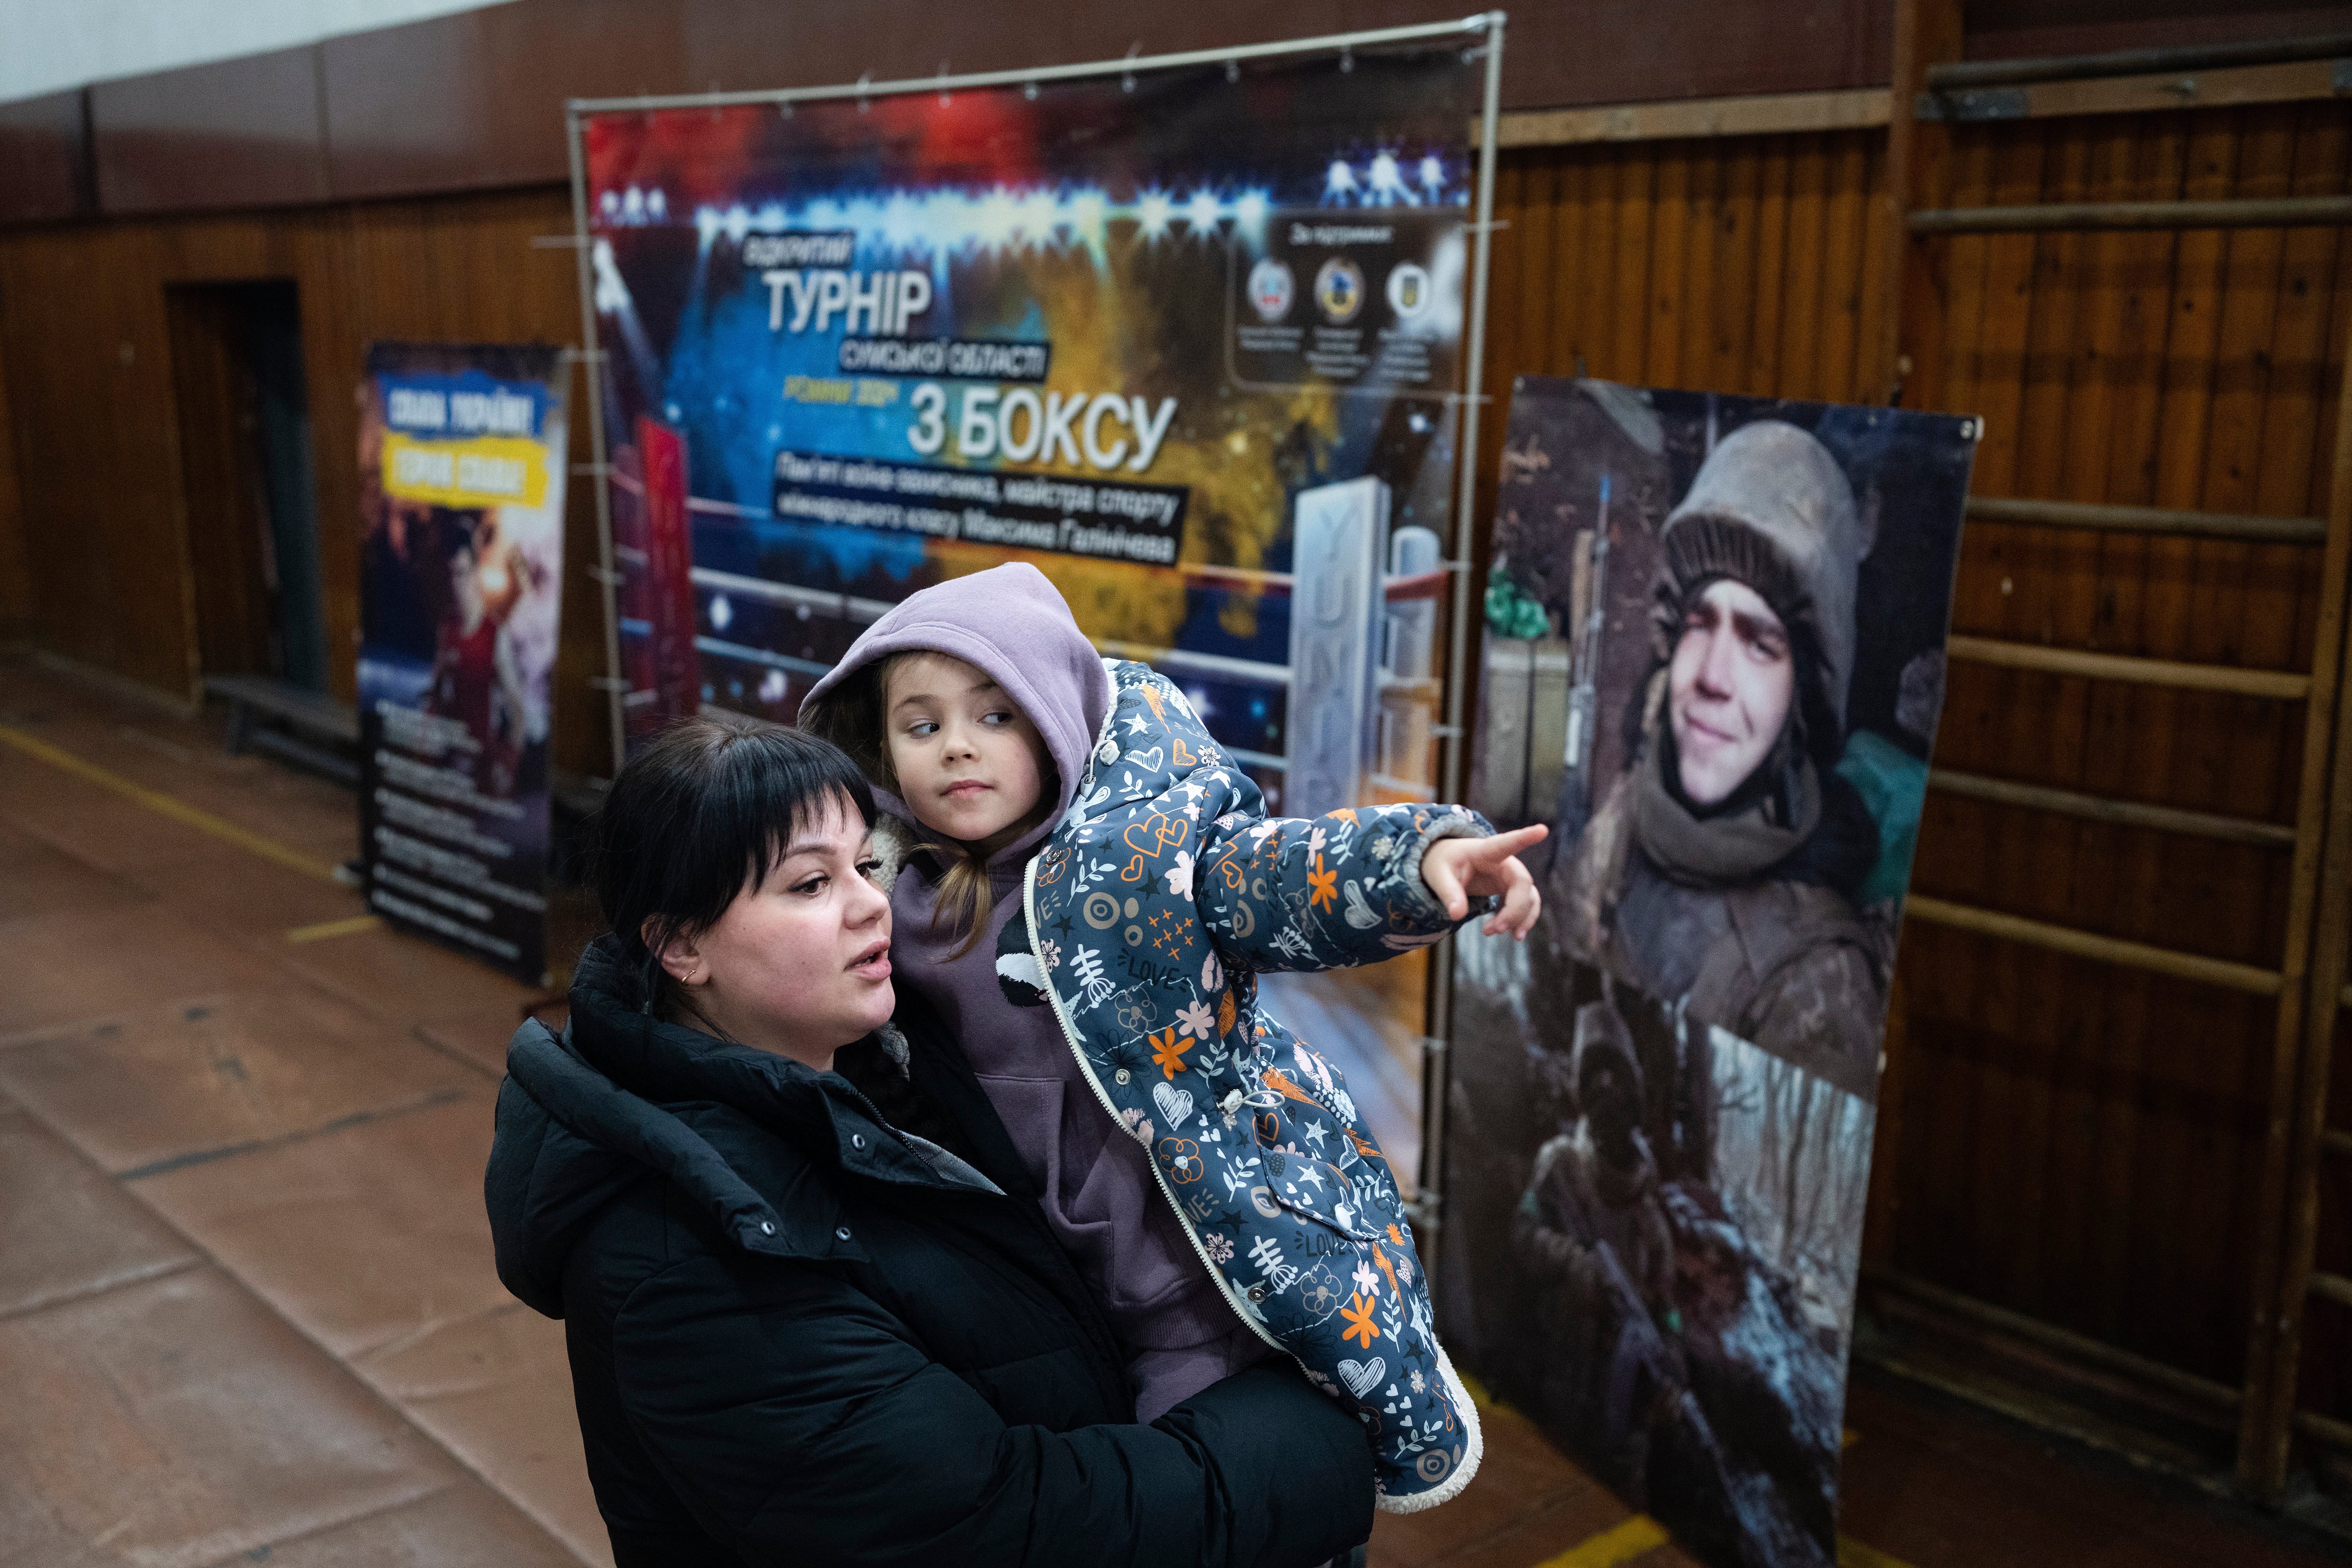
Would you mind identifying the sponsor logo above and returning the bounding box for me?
[1248,258,1296,323]
[1314,257,1365,324]
[1386,261,1432,319]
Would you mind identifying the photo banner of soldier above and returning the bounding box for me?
[1442,380,1977,1568]
[570,20,1499,840]
[357,342,571,985]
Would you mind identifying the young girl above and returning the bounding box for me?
[802,562,1541,1513]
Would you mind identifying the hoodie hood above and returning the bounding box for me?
[799,562,1110,864]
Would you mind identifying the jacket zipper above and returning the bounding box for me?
[1024,856,1285,1357]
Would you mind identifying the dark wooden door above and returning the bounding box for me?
[166,282,278,679]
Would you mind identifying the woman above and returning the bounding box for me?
[483,713,1374,1567]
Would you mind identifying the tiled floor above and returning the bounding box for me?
[0,650,2341,1568]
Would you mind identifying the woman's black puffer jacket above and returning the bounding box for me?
[484,938,1374,1568]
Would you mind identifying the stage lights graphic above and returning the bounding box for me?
[593,147,1464,263]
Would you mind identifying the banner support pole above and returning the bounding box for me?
[1420,8,1506,1260]
[566,105,628,780]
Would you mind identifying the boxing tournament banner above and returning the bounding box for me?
[356,343,571,984]
[1446,381,1977,1568]
[577,31,1489,826]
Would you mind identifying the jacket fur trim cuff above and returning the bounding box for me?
[1374,1344,1485,1513]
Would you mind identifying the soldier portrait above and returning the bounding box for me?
[1444,381,1976,1568]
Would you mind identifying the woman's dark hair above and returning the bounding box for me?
[593,712,875,1005]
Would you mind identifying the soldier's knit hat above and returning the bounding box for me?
[1656,420,1862,728]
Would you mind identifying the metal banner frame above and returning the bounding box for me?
[560,11,1507,1245]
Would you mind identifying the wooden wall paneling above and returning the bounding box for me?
[1780,135,1831,402]
[318,9,497,201]
[2277,103,2352,1445]
[1543,153,1590,379]
[0,224,203,694]
[1994,117,2096,1317]
[1487,159,1530,403]
[1710,138,1758,394]
[1608,149,1658,383]
[90,47,330,216]
[2164,113,2277,1373]
[1748,138,1793,395]
[1676,140,1722,391]
[0,185,617,775]
[297,205,367,704]
[1852,140,1893,406]
[1819,134,1874,404]
[1504,156,1552,388]
[2073,116,2176,1348]
[0,320,27,635]
[1942,122,2042,1311]
[1892,117,1992,1302]
[1644,141,1691,387]
[0,91,91,225]
[2146,111,2258,1373]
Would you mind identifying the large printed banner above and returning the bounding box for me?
[1444,381,1976,1567]
[357,343,570,984]
[581,39,1483,817]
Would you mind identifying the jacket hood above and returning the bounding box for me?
[799,563,1111,863]
[484,936,945,1316]
[1659,420,1861,726]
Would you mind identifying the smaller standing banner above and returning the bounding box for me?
[1443,379,1977,1568]
[356,343,571,983]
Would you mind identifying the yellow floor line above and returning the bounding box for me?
[286,914,382,944]
[0,723,343,885]
[1534,1515,1671,1568]
[1837,1537,1916,1568]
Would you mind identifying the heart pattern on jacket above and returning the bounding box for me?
[1152,1082,1195,1131]
[1339,1357,1387,1399]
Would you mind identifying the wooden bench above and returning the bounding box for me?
[205,674,361,786]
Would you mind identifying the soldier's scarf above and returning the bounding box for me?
[1632,730,1820,885]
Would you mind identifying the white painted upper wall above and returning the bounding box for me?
[0,0,515,104]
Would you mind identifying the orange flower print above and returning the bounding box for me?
[1159,1138,1203,1183]
[1340,1293,1381,1349]
[1307,853,1338,912]
[1149,1027,1193,1079]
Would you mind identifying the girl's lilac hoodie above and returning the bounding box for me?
[800,564,1261,1419]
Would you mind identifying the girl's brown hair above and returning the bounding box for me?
[802,650,1054,958]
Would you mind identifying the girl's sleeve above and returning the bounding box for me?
[1194,802,1494,973]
